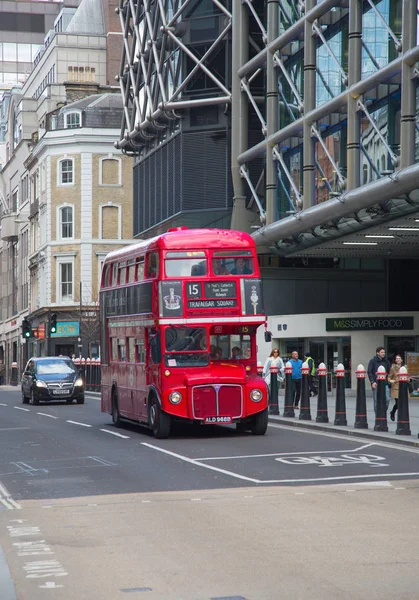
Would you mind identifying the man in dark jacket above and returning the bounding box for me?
[367,346,390,413]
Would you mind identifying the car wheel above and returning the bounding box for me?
[76,396,85,405]
[30,390,40,406]
[111,392,122,427]
[148,395,171,439]
[21,389,29,405]
[250,408,268,435]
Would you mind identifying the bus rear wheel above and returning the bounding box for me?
[112,392,122,428]
[250,408,268,436]
[148,396,171,439]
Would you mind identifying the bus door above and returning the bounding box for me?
[146,327,162,409]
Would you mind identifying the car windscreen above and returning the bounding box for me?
[36,360,76,375]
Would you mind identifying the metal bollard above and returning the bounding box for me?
[269,365,279,415]
[354,364,368,429]
[334,363,347,426]
[374,365,388,432]
[316,362,328,423]
[283,361,295,417]
[299,361,311,421]
[257,363,264,377]
[396,366,411,436]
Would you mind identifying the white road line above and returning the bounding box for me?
[257,472,419,484]
[14,407,30,412]
[66,420,92,428]
[141,442,261,483]
[0,402,7,406]
[100,429,130,439]
[0,482,21,510]
[195,445,375,461]
[268,422,419,454]
[37,413,58,419]
[0,498,13,510]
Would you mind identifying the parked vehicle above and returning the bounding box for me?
[21,356,85,405]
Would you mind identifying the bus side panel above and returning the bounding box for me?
[101,366,112,414]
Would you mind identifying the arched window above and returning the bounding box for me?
[58,157,74,185]
[99,156,122,186]
[64,111,81,129]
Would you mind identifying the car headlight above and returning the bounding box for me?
[250,389,262,402]
[169,391,182,404]
[36,380,47,388]
[74,378,84,387]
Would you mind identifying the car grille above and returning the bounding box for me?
[192,385,242,419]
[47,382,73,391]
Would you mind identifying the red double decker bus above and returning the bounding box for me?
[99,227,268,438]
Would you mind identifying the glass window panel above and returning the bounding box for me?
[3,43,17,61]
[17,44,31,62]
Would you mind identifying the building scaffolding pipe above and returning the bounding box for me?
[265,0,280,225]
[159,96,231,110]
[239,166,266,222]
[303,0,316,210]
[346,0,362,191]
[273,53,304,111]
[252,163,419,246]
[365,0,402,52]
[243,0,267,40]
[400,0,417,168]
[237,44,419,165]
[241,80,266,132]
[238,0,343,79]
[357,99,399,166]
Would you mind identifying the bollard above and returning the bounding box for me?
[10,362,18,386]
[316,362,329,423]
[354,364,368,429]
[334,363,347,426]
[299,361,311,421]
[257,362,264,377]
[374,365,388,432]
[269,365,279,415]
[396,366,411,435]
[283,361,295,417]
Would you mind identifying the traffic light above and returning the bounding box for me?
[50,313,57,334]
[22,318,32,339]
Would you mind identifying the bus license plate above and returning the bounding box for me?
[203,416,232,424]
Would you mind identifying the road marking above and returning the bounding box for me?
[66,420,92,428]
[37,412,58,419]
[259,472,419,484]
[14,407,30,412]
[142,442,260,483]
[0,402,7,406]
[195,444,375,461]
[39,582,64,589]
[0,483,21,510]
[275,454,388,468]
[100,429,130,439]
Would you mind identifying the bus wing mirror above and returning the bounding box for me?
[264,331,272,342]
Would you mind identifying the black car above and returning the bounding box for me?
[21,357,85,405]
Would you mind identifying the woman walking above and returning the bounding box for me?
[388,354,403,421]
[263,349,285,395]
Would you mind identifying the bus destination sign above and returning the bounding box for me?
[188,299,238,309]
[205,281,236,298]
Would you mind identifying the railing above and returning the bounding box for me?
[73,358,101,393]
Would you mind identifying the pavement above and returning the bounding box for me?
[269,390,419,448]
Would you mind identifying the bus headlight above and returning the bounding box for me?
[74,378,84,387]
[250,389,262,402]
[169,391,182,404]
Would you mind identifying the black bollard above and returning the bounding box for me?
[396,366,411,435]
[299,361,312,421]
[374,365,388,432]
[354,364,368,429]
[316,363,329,423]
[334,364,347,426]
[269,365,279,415]
[10,361,18,386]
[283,361,295,417]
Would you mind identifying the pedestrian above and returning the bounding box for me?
[388,354,403,421]
[367,346,391,414]
[0,360,4,385]
[263,349,285,394]
[303,351,317,396]
[290,350,303,409]
[231,258,251,275]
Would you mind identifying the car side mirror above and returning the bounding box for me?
[264,331,272,342]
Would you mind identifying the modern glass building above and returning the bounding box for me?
[117,0,419,386]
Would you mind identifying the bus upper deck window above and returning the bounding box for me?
[164,252,207,277]
[104,265,111,287]
[212,251,254,276]
[147,253,159,278]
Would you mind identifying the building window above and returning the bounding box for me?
[99,156,122,186]
[58,205,74,239]
[65,112,81,129]
[59,262,73,302]
[58,158,74,185]
[99,203,122,239]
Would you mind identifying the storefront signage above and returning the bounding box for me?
[51,321,80,337]
[326,317,414,331]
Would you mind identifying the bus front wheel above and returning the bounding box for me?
[148,396,171,439]
[250,408,268,436]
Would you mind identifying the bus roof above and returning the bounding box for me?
[104,228,256,263]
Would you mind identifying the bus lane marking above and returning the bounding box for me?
[100,429,130,439]
[195,443,375,461]
[66,420,92,427]
[274,454,388,468]
[0,483,21,510]
[37,412,58,419]
[14,407,30,412]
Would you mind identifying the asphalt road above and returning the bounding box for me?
[1,388,419,599]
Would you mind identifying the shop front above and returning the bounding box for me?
[257,312,419,390]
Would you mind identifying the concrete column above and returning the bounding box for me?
[231,0,250,230]
[347,0,362,190]
[400,0,417,168]
[265,0,279,225]
[303,0,316,209]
